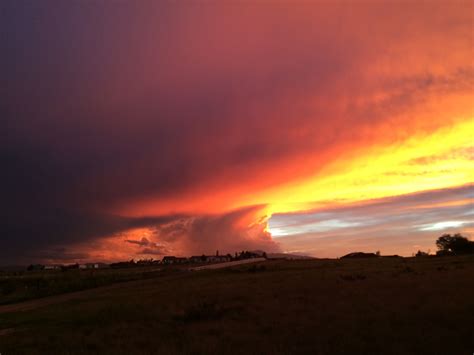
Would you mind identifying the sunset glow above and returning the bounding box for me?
[2,1,473,264]
[262,119,474,214]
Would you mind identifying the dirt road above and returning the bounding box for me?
[189,257,266,271]
[0,259,267,314]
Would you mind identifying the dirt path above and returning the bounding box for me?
[0,259,267,314]
[189,257,266,271]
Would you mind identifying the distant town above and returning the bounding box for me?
[22,234,474,272]
[26,250,267,271]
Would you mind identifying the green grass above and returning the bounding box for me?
[1,256,473,354]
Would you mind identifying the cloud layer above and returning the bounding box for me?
[28,206,278,265]
[1,2,472,263]
[271,185,473,257]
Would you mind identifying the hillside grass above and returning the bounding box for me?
[1,255,473,354]
[0,266,173,305]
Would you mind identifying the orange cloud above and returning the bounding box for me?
[3,1,473,263]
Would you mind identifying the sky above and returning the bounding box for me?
[2,1,473,264]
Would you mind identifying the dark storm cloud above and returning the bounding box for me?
[152,205,279,256]
[34,248,90,262]
[1,1,472,263]
[3,1,470,209]
[125,237,169,255]
[125,237,154,247]
[2,209,183,264]
[26,205,277,264]
[138,248,168,256]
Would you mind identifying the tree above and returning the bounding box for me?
[435,233,474,255]
[415,250,429,257]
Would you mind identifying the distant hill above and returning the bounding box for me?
[340,252,378,259]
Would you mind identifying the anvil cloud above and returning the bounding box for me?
[1,1,473,264]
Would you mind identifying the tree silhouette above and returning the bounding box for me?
[436,233,474,255]
[415,250,429,257]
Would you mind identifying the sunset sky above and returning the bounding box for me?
[2,1,473,264]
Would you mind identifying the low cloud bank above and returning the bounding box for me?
[11,206,279,265]
[153,205,279,256]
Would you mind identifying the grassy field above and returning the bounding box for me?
[0,266,172,305]
[1,255,473,354]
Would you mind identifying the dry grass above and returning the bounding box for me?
[1,255,473,354]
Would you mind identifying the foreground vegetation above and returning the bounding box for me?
[0,266,168,305]
[1,255,473,354]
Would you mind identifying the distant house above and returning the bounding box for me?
[79,263,109,269]
[162,256,188,265]
[235,251,262,260]
[189,251,232,264]
[205,255,231,263]
[44,264,62,270]
[137,259,160,266]
[219,255,232,262]
[27,264,45,271]
[189,255,207,264]
[61,263,80,270]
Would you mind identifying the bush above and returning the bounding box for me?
[436,250,453,257]
[415,250,429,257]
